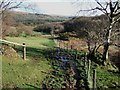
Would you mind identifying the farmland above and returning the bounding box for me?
[1,1,120,89]
[1,35,120,89]
[2,36,55,88]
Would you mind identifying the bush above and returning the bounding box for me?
[59,33,69,40]
[33,24,53,34]
[53,24,64,34]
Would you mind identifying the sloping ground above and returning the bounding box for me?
[53,39,120,89]
[56,38,120,71]
[96,66,120,89]
[2,55,51,88]
[2,44,21,60]
[1,36,55,89]
[109,49,120,71]
[58,38,119,54]
[2,36,120,89]
[58,38,87,50]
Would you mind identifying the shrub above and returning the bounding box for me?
[33,24,53,34]
[59,33,69,40]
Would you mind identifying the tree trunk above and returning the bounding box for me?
[102,42,109,64]
[102,24,112,65]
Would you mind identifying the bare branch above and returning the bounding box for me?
[112,16,120,24]
[114,44,120,48]
[0,0,4,8]
[95,0,105,10]
[95,43,104,52]
[113,1,119,11]
[109,43,120,48]
[105,2,109,10]
[113,11,120,17]
[110,0,116,13]
[78,6,108,16]
[8,2,22,10]
[2,2,11,9]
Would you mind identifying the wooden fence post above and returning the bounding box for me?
[88,60,91,79]
[84,53,86,68]
[23,43,26,60]
[66,43,68,50]
[75,48,78,60]
[93,69,96,90]
[63,41,65,49]
[13,44,15,48]
[58,40,60,47]
[71,45,73,49]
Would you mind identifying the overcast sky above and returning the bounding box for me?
[32,2,78,16]
[14,0,105,16]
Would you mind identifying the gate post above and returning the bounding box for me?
[23,43,26,60]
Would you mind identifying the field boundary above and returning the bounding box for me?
[0,39,26,60]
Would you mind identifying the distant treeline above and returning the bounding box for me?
[13,13,68,25]
[62,14,120,37]
[15,19,66,25]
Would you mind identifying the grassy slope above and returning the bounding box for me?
[2,36,120,89]
[5,36,55,48]
[96,67,120,89]
[2,56,51,88]
[2,36,55,88]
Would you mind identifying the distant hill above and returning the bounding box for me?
[63,14,120,33]
[58,14,120,41]
[10,11,70,25]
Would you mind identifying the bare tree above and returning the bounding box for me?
[0,0,23,38]
[0,0,23,20]
[78,0,120,65]
[0,0,34,38]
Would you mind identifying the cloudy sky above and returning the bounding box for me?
[14,0,105,16]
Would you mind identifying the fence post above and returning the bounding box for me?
[66,43,68,50]
[93,69,96,90]
[58,40,61,48]
[63,41,65,49]
[88,60,91,79]
[84,53,86,68]
[23,43,26,60]
[75,48,78,60]
[71,45,73,49]
[13,44,15,48]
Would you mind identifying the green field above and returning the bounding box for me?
[2,36,55,88]
[2,36,120,89]
[2,56,51,88]
[5,36,55,48]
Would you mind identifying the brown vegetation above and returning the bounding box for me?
[2,44,20,59]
